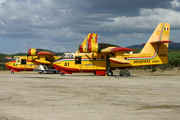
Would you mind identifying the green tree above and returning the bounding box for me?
[168,50,180,67]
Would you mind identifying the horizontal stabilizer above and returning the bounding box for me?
[142,41,173,45]
[141,43,146,45]
[150,41,173,44]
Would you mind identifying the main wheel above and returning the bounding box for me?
[11,71,14,74]
[106,70,113,76]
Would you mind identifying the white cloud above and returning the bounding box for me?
[0,0,180,53]
[0,0,6,6]
[171,0,180,8]
[101,8,180,30]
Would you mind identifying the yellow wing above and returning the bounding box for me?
[101,47,135,64]
[109,57,130,64]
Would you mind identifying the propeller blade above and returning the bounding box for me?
[27,44,30,57]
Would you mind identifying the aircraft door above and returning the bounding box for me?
[75,56,82,64]
[21,59,27,65]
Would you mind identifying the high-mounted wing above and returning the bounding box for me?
[109,57,130,64]
[101,47,117,53]
[150,40,173,44]
[28,48,57,64]
[34,59,51,64]
[78,33,123,53]
[101,47,135,53]
[28,48,57,56]
[101,47,135,64]
[37,52,55,56]
[142,41,173,45]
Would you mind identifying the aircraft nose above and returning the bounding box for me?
[53,64,61,71]
[5,63,11,70]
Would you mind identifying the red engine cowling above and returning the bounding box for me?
[79,45,88,53]
[28,49,36,56]
[88,43,98,52]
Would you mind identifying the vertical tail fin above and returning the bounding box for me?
[140,23,173,64]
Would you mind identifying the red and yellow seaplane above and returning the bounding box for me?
[5,49,61,74]
[53,23,173,76]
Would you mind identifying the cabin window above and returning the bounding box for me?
[21,59,26,64]
[101,56,104,59]
[75,56,81,64]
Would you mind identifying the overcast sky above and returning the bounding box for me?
[0,0,180,54]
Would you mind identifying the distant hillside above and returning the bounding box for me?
[127,43,180,50]
[169,43,180,50]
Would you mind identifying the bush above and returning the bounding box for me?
[151,66,157,72]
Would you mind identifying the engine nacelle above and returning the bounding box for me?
[28,49,36,56]
[79,45,88,53]
[88,43,98,52]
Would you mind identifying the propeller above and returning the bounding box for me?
[82,36,89,52]
[76,43,81,53]
[26,44,29,58]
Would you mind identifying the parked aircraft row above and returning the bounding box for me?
[5,23,173,76]
[5,49,61,74]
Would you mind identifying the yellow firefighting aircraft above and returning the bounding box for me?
[5,48,61,74]
[53,23,173,76]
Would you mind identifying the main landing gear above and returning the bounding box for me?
[106,54,113,76]
[106,70,113,76]
[11,71,14,74]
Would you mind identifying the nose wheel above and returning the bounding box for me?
[60,73,65,76]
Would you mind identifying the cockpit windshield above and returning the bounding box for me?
[55,53,74,61]
[36,49,58,55]
[62,53,73,58]
[13,57,20,60]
